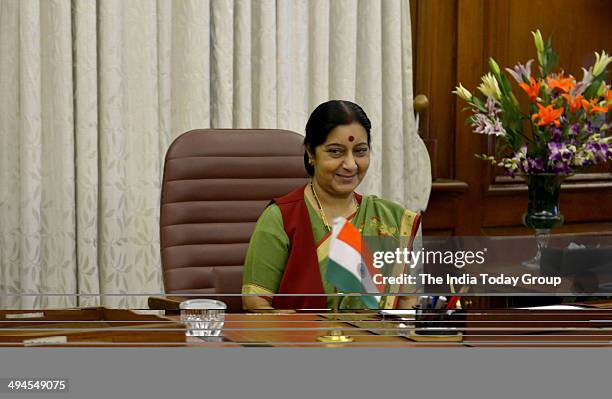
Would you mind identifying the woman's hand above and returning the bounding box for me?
[243,295,296,313]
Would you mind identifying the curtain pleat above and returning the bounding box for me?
[307,0,330,112]
[156,0,173,165]
[98,0,128,308]
[18,0,43,309]
[233,0,252,128]
[74,0,100,308]
[400,0,431,209]
[170,0,210,136]
[251,0,276,128]
[211,0,234,128]
[329,0,357,100]
[0,0,22,309]
[276,0,293,131]
[355,0,383,197]
[381,0,405,204]
[40,0,76,308]
[123,0,163,308]
[0,0,430,309]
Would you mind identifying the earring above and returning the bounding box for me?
[308,159,314,166]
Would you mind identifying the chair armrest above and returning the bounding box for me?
[148,296,186,312]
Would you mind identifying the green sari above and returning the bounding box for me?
[242,192,421,309]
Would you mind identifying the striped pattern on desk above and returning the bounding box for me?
[3,306,612,347]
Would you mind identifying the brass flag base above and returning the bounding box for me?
[316,327,354,343]
[318,293,353,342]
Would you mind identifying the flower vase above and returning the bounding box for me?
[521,174,565,269]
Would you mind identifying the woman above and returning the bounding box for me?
[242,100,421,311]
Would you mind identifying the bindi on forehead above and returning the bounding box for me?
[348,135,354,142]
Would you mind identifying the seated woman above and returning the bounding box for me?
[242,100,422,311]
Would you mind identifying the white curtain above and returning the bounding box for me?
[0,0,431,309]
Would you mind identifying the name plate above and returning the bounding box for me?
[23,336,68,346]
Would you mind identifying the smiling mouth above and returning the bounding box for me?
[336,174,357,179]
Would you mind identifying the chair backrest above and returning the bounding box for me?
[160,129,309,312]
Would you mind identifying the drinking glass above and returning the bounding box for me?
[179,299,227,337]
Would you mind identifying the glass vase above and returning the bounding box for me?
[521,174,565,269]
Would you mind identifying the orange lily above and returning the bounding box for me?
[532,103,564,126]
[605,89,612,103]
[579,98,609,114]
[580,98,591,112]
[546,74,576,93]
[561,93,585,113]
[518,77,541,102]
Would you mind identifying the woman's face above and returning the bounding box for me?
[309,122,370,196]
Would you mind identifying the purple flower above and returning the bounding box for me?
[505,60,534,83]
[485,97,501,116]
[547,142,576,175]
[548,142,567,160]
[469,97,507,137]
[471,111,506,137]
[550,162,572,174]
[551,126,563,142]
[586,141,612,163]
[572,68,593,96]
[500,146,527,175]
[527,157,546,173]
[582,121,595,136]
[570,123,580,135]
[500,146,547,175]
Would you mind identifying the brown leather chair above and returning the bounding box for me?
[160,129,309,312]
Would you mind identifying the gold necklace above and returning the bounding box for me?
[310,182,359,232]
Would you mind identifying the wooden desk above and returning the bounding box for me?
[462,308,612,346]
[182,300,612,347]
[0,308,184,346]
[184,313,462,348]
[3,304,612,347]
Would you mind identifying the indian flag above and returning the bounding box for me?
[326,217,384,309]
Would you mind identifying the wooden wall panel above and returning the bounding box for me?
[413,0,612,236]
[411,0,458,179]
[488,0,612,77]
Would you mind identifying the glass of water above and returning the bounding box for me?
[179,299,227,337]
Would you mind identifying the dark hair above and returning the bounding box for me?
[303,100,372,176]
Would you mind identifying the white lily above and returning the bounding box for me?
[532,30,545,66]
[477,73,501,101]
[453,83,473,101]
[593,50,612,77]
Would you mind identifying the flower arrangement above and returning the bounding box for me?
[454,30,612,176]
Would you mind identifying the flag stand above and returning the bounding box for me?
[316,291,354,343]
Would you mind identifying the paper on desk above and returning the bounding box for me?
[518,305,588,310]
[378,309,416,318]
[132,309,165,316]
[23,335,68,346]
[5,312,45,319]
